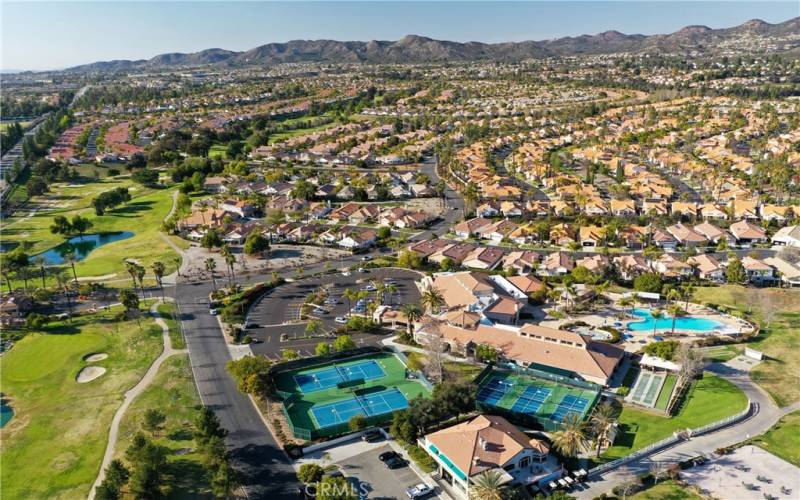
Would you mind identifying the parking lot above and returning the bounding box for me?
[296,434,444,500]
[244,268,422,359]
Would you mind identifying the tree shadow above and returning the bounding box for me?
[108,200,156,217]
[164,458,212,499]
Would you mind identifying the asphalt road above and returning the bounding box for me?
[172,251,384,499]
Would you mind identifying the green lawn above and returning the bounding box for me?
[2,176,180,286]
[268,121,338,144]
[631,480,703,500]
[600,374,748,462]
[694,286,800,406]
[209,143,227,159]
[0,308,165,499]
[113,354,211,499]
[654,374,677,411]
[158,303,185,349]
[749,410,800,467]
[701,345,741,363]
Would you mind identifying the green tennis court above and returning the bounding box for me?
[274,351,431,439]
[476,370,600,431]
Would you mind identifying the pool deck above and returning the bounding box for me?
[541,301,755,353]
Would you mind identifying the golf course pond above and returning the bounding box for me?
[35,231,134,265]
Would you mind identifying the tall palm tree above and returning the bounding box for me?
[667,304,683,335]
[124,259,140,289]
[64,251,79,288]
[651,308,664,337]
[469,469,508,500]
[374,282,386,306]
[205,258,217,292]
[220,245,236,288]
[172,255,182,278]
[384,283,398,305]
[401,304,422,336]
[590,403,616,457]
[564,283,579,311]
[53,269,73,321]
[666,288,681,306]
[420,285,445,314]
[34,256,48,290]
[551,413,589,458]
[463,181,480,217]
[680,283,695,312]
[134,264,146,298]
[342,288,357,317]
[618,296,634,312]
[151,261,166,302]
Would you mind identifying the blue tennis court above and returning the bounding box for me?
[294,360,386,393]
[510,385,552,414]
[310,388,409,429]
[477,377,513,406]
[551,394,589,423]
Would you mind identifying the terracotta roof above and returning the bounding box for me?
[425,415,543,478]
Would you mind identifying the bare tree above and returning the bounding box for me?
[421,318,445,383]
[757,291,777,329]
[650,461,668,485]
[678,343,704,380]
[614,468,641,500]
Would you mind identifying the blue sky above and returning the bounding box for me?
[2,1,798,70]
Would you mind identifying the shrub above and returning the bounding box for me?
[348,415,368,431]
[405,444,436,473]
[617,387,630,397]
[297,463,324,484]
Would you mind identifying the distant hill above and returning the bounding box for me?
[65,17,800,72]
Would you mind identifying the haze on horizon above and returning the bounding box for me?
[2,1,799,71]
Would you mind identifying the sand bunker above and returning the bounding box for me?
[84,353,108,362]
[76,366,107,383]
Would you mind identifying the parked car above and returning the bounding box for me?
[245,322,259,329]
[361,430,383,442]
[209,308,219,316]
[334,316,348,324]
[384,456,407,469]
[357,268,369,273]
[361,255,372,261]
[406,483,434,499]
[363,284,376,292]
[379,451,400,462]
[342,271,351,276]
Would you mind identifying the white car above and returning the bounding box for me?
[334,316,348,324]
[209,308,219,316]
[406,483,434,499]
[341,271,351,276]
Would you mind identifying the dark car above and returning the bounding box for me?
[361,430,383,443]
[379,451,400,462]
[384,456,407,469]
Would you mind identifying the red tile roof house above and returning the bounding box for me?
[462,246,506,271]
[539,252,575,277]
[666,223,708,248]
[420,415,558,498]
[453,217,494,239]
[429,243,478,266]
[687,254,725,282]
[741,256,776,285]
[729,221,768,246]
[408,239,453,261]
[415,321,624,386]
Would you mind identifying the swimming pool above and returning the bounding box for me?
[626,308,724,332]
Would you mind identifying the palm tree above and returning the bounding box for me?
[590,403,616,457]
[420,285,445,314]
[342,288,357,317]
[220,245,236,289]
[564,283,579,311]
[374,282,386,305]
[34,256,48,290]
[172,255,182,278]
[618,296,634,313]
[401,304,423,336]
[680,283,695,312]
[53,269,73,321]
[547,287,562,308]
[651,308,664,337]
[551,413,589,458]
[666,288,681,306]
[134,264,146,299]
[124,259,140,289]
[469,469,508,500]
[151,261,166,302]
[384,283,398,305]
[205,258,217,292]
[667,304,683,335]
[64,251,79,288]
[463,181,480,217]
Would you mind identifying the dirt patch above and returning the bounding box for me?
[83,353,108,362]
[76,366,107,383]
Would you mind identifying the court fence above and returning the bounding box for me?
[385,345,435,391]
[494,361,602,393]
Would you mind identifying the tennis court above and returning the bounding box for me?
[311,388,409,428]
[475,369,599,431]
[551,394,589,423]
[510,385,552,414]
[273,351,432,439]
[294,359,386,393]
[477,376,514,405]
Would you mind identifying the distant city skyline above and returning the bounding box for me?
[2,1,798,71]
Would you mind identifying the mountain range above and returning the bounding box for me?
[66,17,800,72]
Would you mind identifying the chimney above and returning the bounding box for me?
[478,436,489,451]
